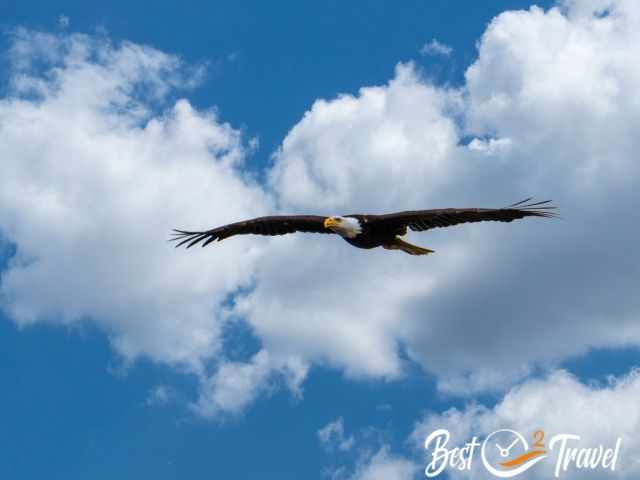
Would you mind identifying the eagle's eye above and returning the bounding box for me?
[336,218,342,222]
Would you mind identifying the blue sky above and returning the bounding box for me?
[1,1,640,479]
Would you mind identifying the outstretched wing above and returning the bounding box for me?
[171,215,329,248]
[373,198,558,233]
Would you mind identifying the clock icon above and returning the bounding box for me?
[480,429,545,478]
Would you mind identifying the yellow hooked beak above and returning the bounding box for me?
[324,217,340,229]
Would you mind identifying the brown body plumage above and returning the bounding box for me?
[171,198,557,256]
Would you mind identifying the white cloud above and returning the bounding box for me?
[466,137,513,156]
[0,28,309,418]
[318,419,417,479]
[0,30,276,411]
[319,417,356,452]
[413,368,640,479]
[146,384,173,406]
[420,39,453,57]
[57,15,70,29]
[192,350,307,417]
[402,0,640,392]
[349,447,418,480]
[323,442,417,480]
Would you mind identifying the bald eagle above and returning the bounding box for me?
[171,198,556,256]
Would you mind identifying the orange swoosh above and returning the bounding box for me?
[500,449,546,469]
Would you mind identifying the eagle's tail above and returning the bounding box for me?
[384,237,434,256]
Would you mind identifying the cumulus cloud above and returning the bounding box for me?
[402,0,640,392]
[0,29,278,413]
[420,39,453,57]
[57,15,70,29]
[319,417,356,452]
[4,0,640,417]
[146,384,174,406]
[348,447,418,480]
[242,0,640,393]
[466,136,513,156]
[192,350,307,417]
[413,368,640,479]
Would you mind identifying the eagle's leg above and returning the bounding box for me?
[383,237,434,256]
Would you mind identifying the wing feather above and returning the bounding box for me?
[171,215,329,248]
[374,199,557,233]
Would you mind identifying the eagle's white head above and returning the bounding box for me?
[323,216,362,238]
